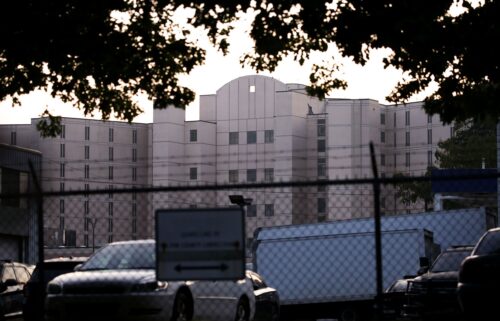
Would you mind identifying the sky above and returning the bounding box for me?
[0,7,437,125]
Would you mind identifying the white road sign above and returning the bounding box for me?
[155,207,245,281]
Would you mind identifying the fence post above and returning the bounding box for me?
[369,142,384,321]
[28,160,44,285]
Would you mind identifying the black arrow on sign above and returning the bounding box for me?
[175,264,228,272]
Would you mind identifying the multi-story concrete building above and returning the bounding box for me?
[0,75,452,255]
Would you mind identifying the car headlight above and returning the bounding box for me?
[47,282,63,295]
[408,281,427,294]
[131,280,168,292]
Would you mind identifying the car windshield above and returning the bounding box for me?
[80,243,155,270]
[430,249,471,273]
[474,230,500,256]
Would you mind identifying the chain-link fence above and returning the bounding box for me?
[1,159,498,321]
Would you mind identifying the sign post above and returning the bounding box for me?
[155,207,245,281]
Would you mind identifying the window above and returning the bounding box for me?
[381,154,386,166]
[247,169,257,182]
[108,185,113,199]
[84,183,89,193]
[264,168,274,182]
[60,199,65,214]
[60,144,65,158]
[246,204,257,217]
[84,145,90,159]
[109,128,114,142]
[60,163,65,178]
[380,113,386,125]
[132,203,137,217]
[380,131,385,143]
[318,157,326,177]
[132,218,137,234]
[132,148,137,162]
[394,112,397,126]
[108,166,113,180]
[229,132,239,145]
[405,132,410,146]
[264,204,274,217]
[405,152,411,167]
[10,131,16,145]
[109,202,113,217]
[247,131,257,144]
[132,167,137,181]
[189,167,198,180]
[317,139,326,152]
[317,119,326,137]
[405,110,410,126]
[108,234,113,244]
[190,129,197,142]
[427,129,432,144]
[84,164,90,179]
[84,200,89,214]
[85,126,90,140]
[60,182,65,192]
[249,85,255,93]
[132,129,137,144]
[318,198,326,214]
[229,170,238,183]
[84,234,89,247]
[59,216,65,233]
[109,147,114,161]
[428,150,433,166]
[60,125,66,139]
[265,130,274,143]
[428,115,433,124]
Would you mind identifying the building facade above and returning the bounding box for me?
[0,75,452,255]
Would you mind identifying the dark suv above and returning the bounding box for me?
[458,228,500,321]
[22,256,87,321]
[403,245,474,321]
[0,260,34,320]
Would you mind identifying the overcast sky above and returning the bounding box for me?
[0,8,438,125]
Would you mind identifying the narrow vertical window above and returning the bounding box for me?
[317,158,326,177]
[60,125,66,139]
[380,132,385,143]
[109,147,114,161]
[190,129,197,142]
[132,129,137,144]
[60,144,65,158]
[405,110,410,126]
[393,113,397,127]
[84,165,89,179]
[109,128,114,142]
[265,130,274,143]
[10,132,16,145]
[85,126,90,140]
[60,163,65,178]
[264,204,274,217]
[60,182,65,192]
[132,167,137,181]
[427,129,432,144]
[108,166,113,180]
[317,119,326,137]
[405,132,410,146]
[317,198,326,214]
[132,148,137,162]
[317,139,326,152]
[381,154,386,166]
[380,113,385,125]
[428,150,433,166]
[108,185,113,199]
[405,152,411,167]
[60,199,65,214]
[264,168,274,182]
[189,167,197,180]
[84,145,90,159]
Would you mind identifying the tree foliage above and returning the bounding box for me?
[394,118,497,210]
[1,1,499,135]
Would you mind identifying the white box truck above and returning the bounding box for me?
[252,208,497,321]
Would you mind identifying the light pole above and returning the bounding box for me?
[88,218,98,253]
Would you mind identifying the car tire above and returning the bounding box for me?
[171,290,192,321]
[234,297,250,321]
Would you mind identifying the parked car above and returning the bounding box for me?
[0,260,33,320]
[403,245,474,320]
[458,227,500,321]
[22,256,88,321]
[382,277,412,320]
[45,239,277,321]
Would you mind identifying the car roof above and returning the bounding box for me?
[44,257,88,263]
